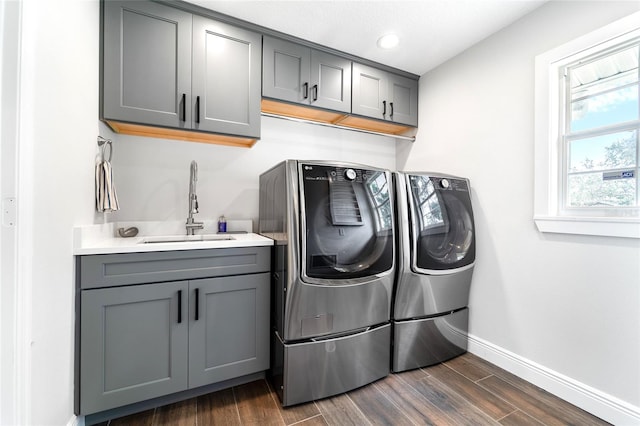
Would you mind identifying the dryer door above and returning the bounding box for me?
[407,174,475,272]
[300,163,394,281]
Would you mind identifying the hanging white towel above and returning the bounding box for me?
[95,157,120,212]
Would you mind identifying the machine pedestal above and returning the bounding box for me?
[392,308,468,372]
[271,323,390,406]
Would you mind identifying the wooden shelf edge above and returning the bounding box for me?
[261,99,416,138]
[105,120,258,148]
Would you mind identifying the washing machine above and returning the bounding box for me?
[259,160,395,406]
[392,172,476,372]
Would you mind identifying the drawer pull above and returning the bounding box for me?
[195,288,200,321]
[177,290,182,323]
[181,93,186,122]
[195,96,201,124]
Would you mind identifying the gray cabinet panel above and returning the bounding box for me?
[310,50,351,113]
[189,273,270,387]
[80,247,270,289]
[262,37,309,104]
[102,1,191,127]
[352,62,418,127]
[352,63,387,119]
[192,16,261,137]
[80,281,189,414]
[388,73,418,127]
[263,37,351,113]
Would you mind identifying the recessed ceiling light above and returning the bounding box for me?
[377,33,399,49]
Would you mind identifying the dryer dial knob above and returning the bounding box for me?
[344,169,357,181]
[440,178,450,189]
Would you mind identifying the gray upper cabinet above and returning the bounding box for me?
[101,0,261,139]
[102,1,192,128]
[263,36,352,113]
[352,63,418,127]
[191,16,261,137]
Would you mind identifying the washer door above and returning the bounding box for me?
[300,163,394,280]
[407,175,475,272]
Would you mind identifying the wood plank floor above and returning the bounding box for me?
[100,353,609,426]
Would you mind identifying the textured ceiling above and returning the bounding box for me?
[187,0,547,76]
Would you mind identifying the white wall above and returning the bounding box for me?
[107,117,396,225]
[398,0,640,421]
[16,1,397,424]
[18,0,99,424]
[16,0,640,424]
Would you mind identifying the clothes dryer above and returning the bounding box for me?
[392,172,475,372]
[260,160,395,406]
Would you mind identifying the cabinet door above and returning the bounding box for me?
[310,50,352,113]
[189,273,270,388]
[102,1,192,128]
[80,281,189,415]
[352,63,388,120]
[192,16,261,138]
[388,73,418,127]
[262,36,311,105]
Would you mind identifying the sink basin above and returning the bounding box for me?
[140,234,235,244]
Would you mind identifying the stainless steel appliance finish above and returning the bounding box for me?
[392,172,475,372]
[260,160,395,406]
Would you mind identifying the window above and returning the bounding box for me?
[563,42,639,211]
[534,11,640,238]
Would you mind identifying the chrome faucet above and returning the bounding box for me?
[186,160,204,235]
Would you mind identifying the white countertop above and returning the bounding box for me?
[74,220,273,255]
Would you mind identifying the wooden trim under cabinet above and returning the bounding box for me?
[261,99,414,137]
[106,120,258,148]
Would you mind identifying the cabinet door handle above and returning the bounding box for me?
[177,290,182,324]
[302,82,309,99]
[181,93,186,122]
[382,100,387,116]
[390,102,394,118]
[194,288,200,321]
[195,96,200,124]
[312,84,318,102]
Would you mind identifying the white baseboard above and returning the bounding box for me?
[468,333,640,426]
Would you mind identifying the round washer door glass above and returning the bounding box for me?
[301,164,394,280]
[408,175,475,271]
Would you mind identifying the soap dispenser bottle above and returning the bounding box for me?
[218,215,227,233]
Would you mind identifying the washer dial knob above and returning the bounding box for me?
[440,178,450,189]
[344,168,357,181]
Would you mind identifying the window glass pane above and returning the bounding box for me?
[569,130,637,172]
[570,84,638,132]
[570,45,638,89]
[569,45,639,132]
[567,171,637,207]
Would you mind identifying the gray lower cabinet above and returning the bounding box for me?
[80,281,189,415]
[189,274,269,388]
[77,247,270,416]
[101,0,261,138]
[352,63,418,127]
[263,36,352,113]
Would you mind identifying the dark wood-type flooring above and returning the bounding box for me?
[100,353,609,425]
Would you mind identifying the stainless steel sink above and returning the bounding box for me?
[139,234,235,244]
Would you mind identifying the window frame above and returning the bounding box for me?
[534,11,640,238]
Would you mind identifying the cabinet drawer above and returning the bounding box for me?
[80,247,270,289]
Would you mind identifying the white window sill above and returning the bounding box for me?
[534,216,640,239]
